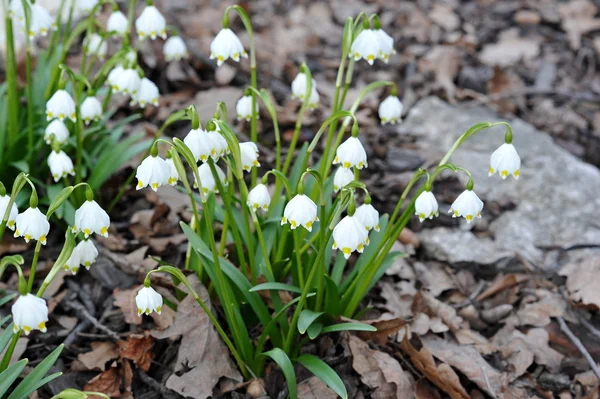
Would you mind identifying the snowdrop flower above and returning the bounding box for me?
[64,248,81,275]
[136,5,167,40]
[333,136,368,170]
[77,0,100,14]
[207,129,229,158]
[354,203,380,232]
[236,95,259,121]
[449,189,484,224]
[281,194,319,232]
[112,68,141,96]
[307,88,320,110]
[332,215,370,259]
[24,2,55,38]
[132,78,159,108]
[414,191,439,222]
[194,163,228,195]
[136,155,170,191]
[247,184,271,211]
[14,207,50,244]
[239,142,260,172]
[77,239,98,269]
[73,200,110,238]
[84,33,107,59]
[9,0,24,20]
[80,96,102,125]
[489,143,521,180]
[183,128,213,162]
[44,120,69,145]
[164,36,189,61]
[46,90,76,122]
[0,195,18,231]
[333,167,354,192]
[48,150,75,182]
[374,28,395,62]
[350,29,380,65]
[12,294,48,335]
[291,72,316,101]
[210,28,247,66]
[136,286,163,316]
[107,65,124,89]
[107,10,128,36]
[378,96,403,125]
[165,157,179,186]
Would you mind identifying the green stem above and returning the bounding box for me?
[23,8,34,158]
[27,241,43,292]
[124,0,136,47]
[292,228,304,288]
[4,15,18,149]
[0,332,21,372]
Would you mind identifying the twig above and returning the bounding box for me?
[557,316,600,381]
[65,300,120,341]
[580,318,600,342]
[452,280,486,309]
[137,369,186,399]
[64,320,92,347]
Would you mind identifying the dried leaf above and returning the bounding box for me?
[418,46,461,100]
[113,285,143,325]
[560,257,600,309]
[414,262,455,297]
[413,290,464,332]
[84,367,122,397]
[479,28,540,67]
[77,341,119,371]
[559,0,600,49]
[476,273,531,302]
[356,318,407,345]
[297,376,338,399]
[117,334,155,372]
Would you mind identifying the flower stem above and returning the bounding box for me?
[23,12,34,159]
[27,241,43,292]
[4,15,18,150]
[0,332,21,373]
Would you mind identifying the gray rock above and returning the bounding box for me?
[401,97,600,268]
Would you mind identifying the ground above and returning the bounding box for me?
[2,0,600,398]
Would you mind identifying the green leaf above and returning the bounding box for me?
[0,316,11,330]
[298,310,324,334]
[263,348,297,399]
[0,293,17,308]
[307,322,323,340]
[0,324,15,353]
[288,143,308,191]
[8,344,64,399]
[296,354,347,399]
[249,282,302,294]
[324,276,341,316]
[0,359,27,396]
[321,322,377,334]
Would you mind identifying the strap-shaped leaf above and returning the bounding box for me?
[249,282,302,294]
[0,359,27,396]
[296,354,347,399]
[298,310,324,334]
[0,323,15,353]
[8,344,64,399]
[263,348,297,399]
[9,372,62,399]
[321,322,377,334]
[307,322,323,340]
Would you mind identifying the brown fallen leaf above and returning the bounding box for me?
[479,28,540,67]
[113,285,143,325]
[77,341,119,371]
[84,367,122,397]
[415,379,442,399]
[413,290,464,332]
[559,0,600,49]
[486,67,525,115]
[356,318,407,345]
[399,333,469,399]
[297,376,338,399]
[414,262,455,297]
[418,46,461,101]
[349,335,415,399]
[559,257,600,309]
[514,291,566,327]
[476,273,531,302]
[117,334,155,372]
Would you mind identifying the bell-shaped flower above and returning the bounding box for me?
[449,189,484,224]
[239,142,260,172]
[333,167,354,192]
[136,155,170,191]
[307,88,320,110]
[236,95,258,122]
[73,200,110,238]
[378,96,403,125]
[164,36,189,61]
[64,247,81,275]
[0,195,18,231]
[107,65,124,88]
[210,28,247,66]
[489,143,521,180]
[12,294,48,335]
[81,96,103,125]
[414,191,439,222]
[132,78,159,108]
[25,3,55,38]
[183,128,213,162]
[281,194,319,232]
[112,68,141,96]
[76,0,100,13]
[350,29,380,65]
[354,203,380,232]
[9,0,24,20]
[194,163,227,195]
[48,150,75,182]
[165,157,178,186]
[332,215,370,259]
[374,28,395,62]
[77,239,99,269]
[14,207,50,244]
[107,10,128,36]
[211,130,230,157]
[247,183,271,211]
[333,136,368,170]
[136,286,163,316]
[46,90,76,122]
[135,5,167,40]
[44,119,69,145]
[84,33,107,59]
[291,72,316,101]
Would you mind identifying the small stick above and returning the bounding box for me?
[137,369,185,399]
[557,317,600,381]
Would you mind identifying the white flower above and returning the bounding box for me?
[80,96,103,125]
[165,157,178,186]
[449,189,484,224]
[77,239,98,269]
[281,194,319,232]
[136,286,163,316]
[107,65,124,88]
[291,72,316,101]
[307,88,320,110]
[378,96,403,125]
[332,215,369,259]
[210,28,247,66]
[48,150,75,182]
[415,191,439,222]
[14,207,50,244]
[107,10,128,36]
[125,49,137,64]
[333,167,354,192]
[132,78,159,108]
[84,33,107,59]
[247,184,271,211]
[136,155,170,191]
[236,95,258,121]
[12,294,48,335]
[0,195,18,231]
[64,248,81,275]
[46,90,76,122]
[207,129,229,157]
[136,5,167,40]
[25,3,55,38]
[164,36,189,61]
[354,203,380,232]
[184,128,213,162]
[76,0,100,14]
[44,119,69,145]
[333,137,368,170]
[112,68,141,96]
[194,163,228,195]
[73,200,110,238]
[350,29,380,65]
[374,28,395,62]
[239,142,260,172]
[9,0,24,20]
[489,143,521,180]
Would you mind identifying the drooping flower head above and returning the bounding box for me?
[247,183,271,212]
[132,78,159,108]
[333,167,354,192]
[15,207,50,244]
[378,96,403,125]
[136,155,170,191]
[0,195,18,231]
[48,150,75,182]
[44,119,69,145]
[135,5,167,40]
[136,286,162,316]
[64,247,81,275]
[489,143,521,180]
[194,163,228,195]
[164,36,189,61]
[332,215,370,259]
[77,239,99,269]
[373,28,395,62]
[183,128,215,163]
[415,190,439,222]
[239,142,260,172]
[354,202,380,232]
[333,136,368,170]
[165,156,179,186]
[112,68,142,96]
[73,200,111,238]
[46,90,76,122]
[76,0,100,14]
[84,33,107,59]
[210,28,247,66]
[107,10,128,36]
[12,294,48,335]
[281,194,319,232]
[236,95,259,122]
[81,96,103,125]
[350,29,380,65]
[449,188,484,224]
[19,2,56,38]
